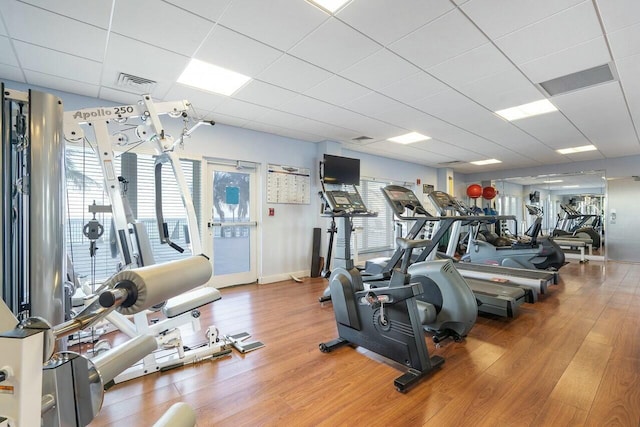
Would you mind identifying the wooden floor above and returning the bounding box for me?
[90,260,640,426]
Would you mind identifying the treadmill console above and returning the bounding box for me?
[322,189,375,217]
[427,191,466,216]
[381,185,433,218]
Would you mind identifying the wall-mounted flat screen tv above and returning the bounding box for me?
[323,154,360,185]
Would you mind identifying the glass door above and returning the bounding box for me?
[204,163,257,287]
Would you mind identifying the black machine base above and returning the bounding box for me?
[319,338,445,393]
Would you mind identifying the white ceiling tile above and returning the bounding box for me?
[413,89,504,133]
[458,69,543,111]
[481,129,560,159]
[294,118,357,141]
[14,41,101,85]
[111,0,213,56]
[19,0,113,28]
[338,0,454,46]
[389,9,487,69]
[595,0,640,32]
[162,84,227,112]
[608,23,640,60]
[427,43,514,89]
[206,112,248,129]
[219,0,327,51]
[372,104,443,134]
[378,72,448,104]
[262,127,324,143]
[0,64,25,82]
[98,87,146,105]
[343,92,405,118]
[553,82,639,156]
[617,55,640,129]
[512,112,590,149]
[214,99,275,122]
[0,13,6,36]
[253,109,313,130]
[365,141,459,165]
[590,143,640,158]
[461,0,584,39]
[256,55,332,92]
[164,0,233,22]
[326,113,406,139]
[563,150,607,162]
[233,80,299,108]
[24,70,99,98]
[0,36,18,67]
[304,75,370,106]
[495,2,603,65]
[1,1,107,61]
[195,25,282,77]
[519,37,611,83]
[340,49,420,91]
[416,140,485,159]
[277,95,350,124]
[288,18,381,73]
[103,34,189,83]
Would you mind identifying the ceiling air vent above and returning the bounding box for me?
[538,63,616,97]
[351,135,373,144]
[438,160,464,166]
[116,72,157,93]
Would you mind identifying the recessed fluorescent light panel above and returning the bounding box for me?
[178,59,251,96]
[495,99,557,121]
[306,0,352,13]
[543,180,563,184]
[470,159,502,166]
[556,145,597,155]
[562,185,580,188]
[387,132,431,145]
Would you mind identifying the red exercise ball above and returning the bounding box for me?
[466,184,482,199]
[482,186,497,200]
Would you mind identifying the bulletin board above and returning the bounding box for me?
[267,164,311,204]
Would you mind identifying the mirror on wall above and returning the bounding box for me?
[490,170,606,261]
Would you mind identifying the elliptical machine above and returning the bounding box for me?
[318,184,446,392]
[430,192,565,271]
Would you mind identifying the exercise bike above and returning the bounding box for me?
[318,185,450,392]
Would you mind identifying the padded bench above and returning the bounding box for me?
[162,287,222,318]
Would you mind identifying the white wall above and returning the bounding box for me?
[174,122,322,283]
[344,149,437,186]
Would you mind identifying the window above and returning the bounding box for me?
[352,180,395,253]
[66,145,121,283]
[65,146,201,283]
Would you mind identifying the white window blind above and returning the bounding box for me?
[66,145,121,282]
[65,147,200,282]
[353,180,394,253]
[135,155,196,265]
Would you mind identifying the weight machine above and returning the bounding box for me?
[0,86,197,426]
[63,95,263,382]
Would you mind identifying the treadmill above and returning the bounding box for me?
[427,191,558,293]
[368,185,533,318]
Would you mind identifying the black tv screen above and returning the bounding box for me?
[323,154,360,185]
[529,191,540,203]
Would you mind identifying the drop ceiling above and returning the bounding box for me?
[0,0,639,173]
